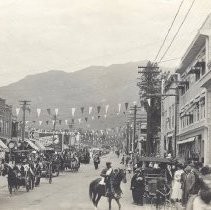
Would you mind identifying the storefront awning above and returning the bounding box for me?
[177,137,195,145]
[25,139,40,151]
[0,139,9,151]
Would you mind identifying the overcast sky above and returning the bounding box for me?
[0,0,210,86]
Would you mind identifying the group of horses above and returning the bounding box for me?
[1,153,81,195]
[1,160,52,195]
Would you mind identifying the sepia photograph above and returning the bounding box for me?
[0,0,211,209]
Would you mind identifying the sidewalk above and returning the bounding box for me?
[0,175,7,189]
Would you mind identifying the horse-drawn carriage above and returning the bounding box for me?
[79,148,90,164]
[137,156,172,208]
[63,154,80,172]
[2,150,35,194]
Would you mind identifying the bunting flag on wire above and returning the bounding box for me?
[59,120,62,125]
[72,108,76,117]
[39,121,42,126]
[105,105,109,114]
[92,116,95,120]
[16,108,20,116]
[89,107,93,115]
[37,108,41,117]
[47,108,51,115]
[125,102,129,110]
[118,103,121,113]
[46,121,49,125]
[97,106,101,114]
[81,107,84,114]
[147,98,151,106]
[65,120,68,125]
[78,118,81,124]
[55,108,59,116]
[85,117,88,122]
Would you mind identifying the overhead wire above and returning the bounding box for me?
[154,0,185,62]
[158,0,197,63]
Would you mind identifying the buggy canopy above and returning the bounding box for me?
[137,156,171,163]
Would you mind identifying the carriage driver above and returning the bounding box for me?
[100,161,116,197]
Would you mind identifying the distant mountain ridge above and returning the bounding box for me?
[0,61,147,129]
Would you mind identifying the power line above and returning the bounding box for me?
[157,57,181,64]
[154,0,185,62]
[159,0,196,63]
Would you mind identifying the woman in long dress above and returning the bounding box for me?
[171,164,184,202]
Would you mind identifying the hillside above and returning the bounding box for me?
[0,61,146,129]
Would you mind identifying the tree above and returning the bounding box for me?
[137,61,162,156]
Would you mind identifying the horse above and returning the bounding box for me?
[89,168,127,210]
[2,164,19,194]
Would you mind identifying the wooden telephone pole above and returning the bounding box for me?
[19,100,31,142]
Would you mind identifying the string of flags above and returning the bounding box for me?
[14,101,139,126]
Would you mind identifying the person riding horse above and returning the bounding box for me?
[100,162,116,198]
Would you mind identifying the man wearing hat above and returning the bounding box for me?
[100,161,115,197]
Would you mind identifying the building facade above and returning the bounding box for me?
[161,74,179,157]
[174,14,211,165]
[0,98,12,143]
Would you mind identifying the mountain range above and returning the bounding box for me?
[0,61,146,129]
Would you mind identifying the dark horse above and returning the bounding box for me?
[2,163,33,194]
[89,168,127,210]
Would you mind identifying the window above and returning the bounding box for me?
[201,62,206,75]
[195,102,200,121]
[172,105,175,128]
[169,107,171,129]
[190,113,193,124]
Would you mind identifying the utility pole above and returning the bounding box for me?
[126,122,129,154]
[138,63,160,156]
[52,114,57,150]
[19,100,31,142]
[133,105,137,153]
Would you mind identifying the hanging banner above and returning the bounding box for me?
[92,116,95,120]
[105,105,109,114]
[104,114,107,119]
[78,118,81,124]
[37,108,41,117]
[39,121,42,126]
[147,98,151,106]
[55,108,59,116]
[118,103,121,113]
[59,120,62,125]
[97,106,101,114]
[125,102,129,110]
[81,107,84,114]
[72,108,76,117]
[47,108,51,115]
[52,120,55,125]
[65,120,68,125]
[85,117,88,122]
[89,107,93,115]
[16,108,20,116]
[46,121,49,125]
[72,119,75,124]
